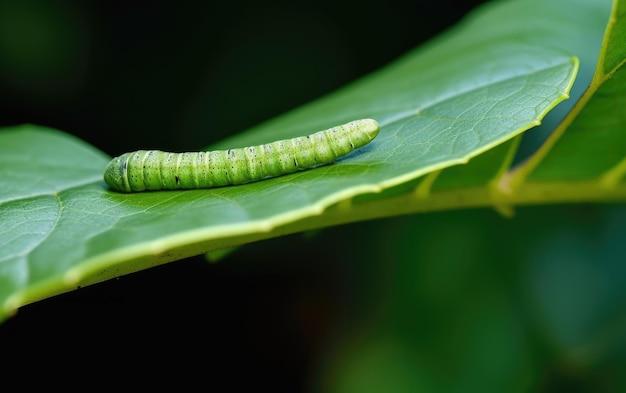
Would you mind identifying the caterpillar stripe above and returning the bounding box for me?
[104,118,380,192]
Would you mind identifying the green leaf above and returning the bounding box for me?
[0,0,617,319]
[506,0,626,188]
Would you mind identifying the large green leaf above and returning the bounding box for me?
[0,0,618,319]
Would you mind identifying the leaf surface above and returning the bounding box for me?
[508,0,626,187]
[0,0,615,318]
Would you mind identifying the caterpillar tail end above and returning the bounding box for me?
[360,118,380,142]
[104,154,131,192]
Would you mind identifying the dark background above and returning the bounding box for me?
[0,0,483,153]
[2,1,626,392]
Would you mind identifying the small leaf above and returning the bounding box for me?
[507,0,626,187]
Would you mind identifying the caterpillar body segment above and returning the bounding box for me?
[104,118,380,192]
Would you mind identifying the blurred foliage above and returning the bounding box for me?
[320,206,626,393]
[0,0,479,154]
[0,0,87,97]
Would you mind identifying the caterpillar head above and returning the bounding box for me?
[360,118,380,141]
[104,153,131,192]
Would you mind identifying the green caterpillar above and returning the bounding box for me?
[104,118,380,192]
